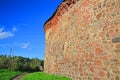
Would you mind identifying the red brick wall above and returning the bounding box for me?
[44,0,120,80]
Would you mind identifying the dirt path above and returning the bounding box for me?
[12,73,28,80]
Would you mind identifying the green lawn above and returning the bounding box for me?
[22,72,71,80]
[0,69,21,80]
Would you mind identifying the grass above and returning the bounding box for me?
[0,69,21,80]
[22,72,71,80]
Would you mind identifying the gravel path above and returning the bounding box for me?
[12,73,28,80]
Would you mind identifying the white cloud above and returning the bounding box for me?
[12,27,17,32]
[21,43,30,49]
[0,28,14,39]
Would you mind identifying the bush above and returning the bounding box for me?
[0,55,44,72]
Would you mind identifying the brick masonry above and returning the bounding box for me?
[44,0,120,80]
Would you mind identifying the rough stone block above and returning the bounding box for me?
[112,37,120,43]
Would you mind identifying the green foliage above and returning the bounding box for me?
[0,55,44,72]
[0,69,21,80]
[22,72,71,80]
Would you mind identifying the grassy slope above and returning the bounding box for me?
[22,72,71,80]
[0,69,21,80]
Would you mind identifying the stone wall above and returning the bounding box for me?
[44,0,120,80]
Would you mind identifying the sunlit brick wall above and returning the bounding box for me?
[44,0,120,80]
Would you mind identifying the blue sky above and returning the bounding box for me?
[0,0,62,60]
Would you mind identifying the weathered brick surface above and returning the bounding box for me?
[44,0,120,80]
